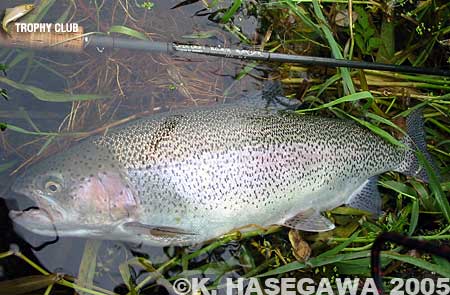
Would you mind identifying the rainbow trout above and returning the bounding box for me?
[9,95,432,246]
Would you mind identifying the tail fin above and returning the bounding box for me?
[397,109,437,182]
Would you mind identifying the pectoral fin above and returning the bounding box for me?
[346,176,381,216]
[123,221,197,237]
[282,209,335,232]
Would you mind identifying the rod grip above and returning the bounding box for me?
[0,25,84,53]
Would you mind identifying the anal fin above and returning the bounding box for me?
[282,209,335,232]
[346,176,382,216]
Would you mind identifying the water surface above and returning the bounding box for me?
[0,1,264,293]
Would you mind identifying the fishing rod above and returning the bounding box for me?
[0,26,449,77]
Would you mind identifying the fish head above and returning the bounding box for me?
[9,141,139,238]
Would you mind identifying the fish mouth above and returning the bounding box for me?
[10,207,51,221]
[9,207,55,232]
[9,181,67,232]
[11,175,67,224]
[9,207,110,237]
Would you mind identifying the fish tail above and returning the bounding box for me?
[396,109,437,182]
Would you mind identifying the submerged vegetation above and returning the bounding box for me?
[0,0,449,294]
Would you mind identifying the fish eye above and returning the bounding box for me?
[44,180,62,193]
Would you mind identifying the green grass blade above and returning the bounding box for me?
[108,25,149,40]
[0,160,18,173]
[344,112,404,147]
[316,73,341,97]
[0,274,59,295]
[407,198,419,236]
[316,230,361,258]
[0,77,108,102]
[382,252,450,278]
[257,251,371,277]
[5,123,58,136]
[284,1,320,33]
[6,51,31,70]
[182,31,217,39]
[76,240,102,295]
[365,112,407,136]
[310,0,356,94]
[37,136,56,156]
[379,180,418,198]
[221,0,242,23]
[297,91,373,112]
[432,255,450,273]
[416,151,450,222]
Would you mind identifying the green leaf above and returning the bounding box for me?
[283,1,320,33]
[0,160,17,173]
[311,0,355,94]
[354,6,369,29]
[365,112,406,136]
[0,274,59,295]
[108,25,149,41]
[297,91,373,112]
[0,77,108,102]
[182,31,217,39]
[368,37,382,51]
[355,34,366,52]
[433,255,450,272]
[335,258,371,275]
[344,113,404,147]
[417,151,450,222]
[37,136,56,156]
[0,89,7,100]
[317,230,361,258]
[363,27,375,40]
[2,123,57,136]
[316,73,341,97]
[336,255,391,275]
[76,240,102,294]
[137,1,155,10]
[118,262,133,289]
[257,251,371,277]
[408,198,419,236]
[379,180,418,198]
[382,252,450,278]
[7,51,31,70]
[221,0,242,23]
[376,19,395,63]
[56,3,73,23]
[409,179,434,211]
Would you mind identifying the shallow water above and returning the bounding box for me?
[0,0,265,293]
[1,1,447,294]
